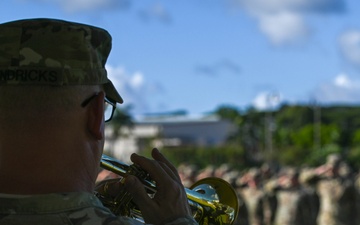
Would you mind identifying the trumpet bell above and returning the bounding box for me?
[189,177,239,225]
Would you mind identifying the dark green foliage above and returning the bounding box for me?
[348,146,360,168]
[141,146,247,171]
[212,104,360,168]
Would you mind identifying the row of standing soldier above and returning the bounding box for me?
[177,153,360,225]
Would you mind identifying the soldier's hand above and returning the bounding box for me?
[124,148,192,225]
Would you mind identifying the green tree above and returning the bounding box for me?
[103,106,133,156]
[110,106,134,137]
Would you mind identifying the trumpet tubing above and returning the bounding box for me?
[96,154,239,225]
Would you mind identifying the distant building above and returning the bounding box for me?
[104,114,236,163]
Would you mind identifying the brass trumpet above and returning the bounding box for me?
[96,154,239,225]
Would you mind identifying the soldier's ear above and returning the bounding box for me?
[87,92,105,140]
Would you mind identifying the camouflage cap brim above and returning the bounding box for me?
[0,18,123,104]
[104,81,123,104]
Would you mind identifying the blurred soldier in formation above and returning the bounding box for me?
[236,168,271,225]
[311,154,358,225]
[298,167,320,225]
[177,163,198,188]
[195,165,215,181]
[269,167,317,225]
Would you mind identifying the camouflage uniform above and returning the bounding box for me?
[314,154,358,225]
[298,168,320,225]
[0,192,196,225]
[239,186,267,225]
[271,168,316,225]
[316,176,358,225]
[237,168,268,225]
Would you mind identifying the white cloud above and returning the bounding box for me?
[138,3,172,24]
[234,0,344,14]
[106,65,164,114]
[129,72,145,89]
[252,92,282,110]
[252,93,268,110]
[252,74,360,110]
[30,0,129,13]
[334,73,352,88]
[313,73,360,104]
[230,0,344,45]
[339,29,360,67]
[66,0,110,12]
[258,12,309,45]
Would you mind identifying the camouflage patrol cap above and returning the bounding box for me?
[0,18,123,103]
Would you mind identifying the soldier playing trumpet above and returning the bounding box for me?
[0,18,196,225]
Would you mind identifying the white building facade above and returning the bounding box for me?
[104,115,236,163]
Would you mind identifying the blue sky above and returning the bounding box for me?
[1,0,360,116]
